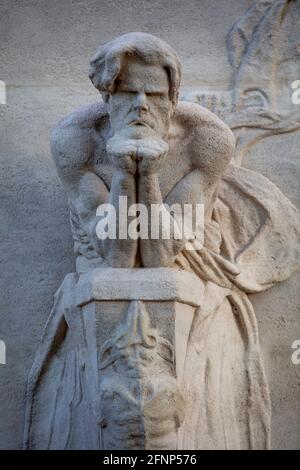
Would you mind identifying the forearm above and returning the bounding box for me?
[97,169,138,267]
[137,174,186,267]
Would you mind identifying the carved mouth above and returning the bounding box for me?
[129,120,153,129]
[132,121,147,127]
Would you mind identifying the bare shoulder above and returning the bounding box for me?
[174,101,235,173]
[175,100,235,142]
[50,101,109,169]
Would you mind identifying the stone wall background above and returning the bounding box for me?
[0,0,299,449]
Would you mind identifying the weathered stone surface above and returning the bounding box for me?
[22,28,300,450]
[75,268,203,306]
[1,0,300,450]
[182,1,300,449]
[23,268,202,449]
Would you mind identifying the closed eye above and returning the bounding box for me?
[146,92,164,97]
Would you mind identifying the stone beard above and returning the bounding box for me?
[23,29,300,450]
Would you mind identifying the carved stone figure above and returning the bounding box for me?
[24,25,300,450]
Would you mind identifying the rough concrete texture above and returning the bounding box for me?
[0,0,299,449]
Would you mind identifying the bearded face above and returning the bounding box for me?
[108,56,174,140]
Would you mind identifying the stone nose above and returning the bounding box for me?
[133,92,149,112]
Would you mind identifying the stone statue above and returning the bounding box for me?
[50,32,235,270]
[23,28,300,450]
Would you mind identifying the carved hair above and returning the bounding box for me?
[89,32,182,106]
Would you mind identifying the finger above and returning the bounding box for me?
[136,148,160,159]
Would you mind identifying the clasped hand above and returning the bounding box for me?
[106,135,169,176]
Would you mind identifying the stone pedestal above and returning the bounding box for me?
[75,267,204,449]
[76,268,203,380]
[24,267,204,450]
